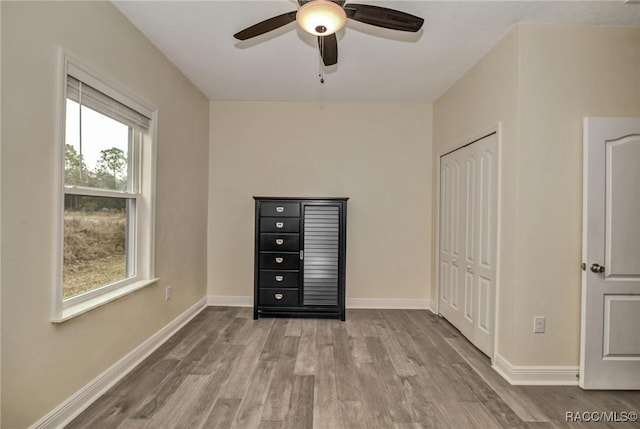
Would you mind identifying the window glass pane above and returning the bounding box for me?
[63,195,132,299]
[65,100,131,192]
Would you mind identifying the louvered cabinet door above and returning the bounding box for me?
[303,205,340,306]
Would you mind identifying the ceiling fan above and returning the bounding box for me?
[233,0,424,67]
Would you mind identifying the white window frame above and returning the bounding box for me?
[52,55,158,323]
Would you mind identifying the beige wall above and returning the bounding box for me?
[208,101,433,302]
[1,2,209,427]
[433,28,520,361]
[513,25,640,365]
[434,24,640,366]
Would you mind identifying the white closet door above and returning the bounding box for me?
[439,133,498,357]
[439,147,466,333]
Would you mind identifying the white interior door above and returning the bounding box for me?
[439,146,465,333]
[439,133,498,357]
[580,117,640,389]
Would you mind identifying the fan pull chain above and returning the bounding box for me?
[318,37,325,84]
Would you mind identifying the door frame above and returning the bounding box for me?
[434,123,503,362]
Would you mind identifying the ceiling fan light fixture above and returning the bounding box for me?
[296,0,347,36]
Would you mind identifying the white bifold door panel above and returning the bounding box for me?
[439,133,498,357]
[581,117,640,389]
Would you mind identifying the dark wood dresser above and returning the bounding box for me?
[253,197,348,320]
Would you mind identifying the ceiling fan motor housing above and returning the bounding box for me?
[296,0,347,36]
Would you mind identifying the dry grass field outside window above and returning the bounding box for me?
[63,209,126,298]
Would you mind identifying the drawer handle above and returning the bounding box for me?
[275,239,284,245]
[275,275,283,282]
[276,206,284,213]
[275,222,284,229]
[275,257,284,263]
[274,293,284,300]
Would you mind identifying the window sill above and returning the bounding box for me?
[52,278,159,324]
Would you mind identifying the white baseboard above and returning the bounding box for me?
[207,295,252,307]
[206,295,434,311]
[492,353,580,386]
[346,297,431,310]
[30,297,208,429]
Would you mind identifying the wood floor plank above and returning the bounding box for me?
[109,358,180,401]
[351,309,382,337]
[451,362,529,429]
[284,375,315,429]
[315,319,335,347]
[424,363,478,404]
[201,398,241,429]
[258,421,284,429]
[219,322,272,399]
[115,419,150,429]
[262,336,299,421]
[164,309,226,360]
[400,376,448,428]
[231,359,277,429]
[284,318,302,337]
[403,310,466,364]
[131,360,195,419]
[460,402,503,429]
[331,325,363,401]
[336,400,367,429]
[65,395,126,429]
[387,311,452,368]
[374,317,418,377]
[145,374,210,428]
[176,345,244,429]
[85,324,237,427]
[356,362,396,429]
[345,313,372,364]
[260,318,289,362]
[435,402,479,428]
[445,335,548,422]
[365,336,414,425]
[191,324,246,376]
[313,344,339,429]
[294,319,317,375]
[231,316,274,346]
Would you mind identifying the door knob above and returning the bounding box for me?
[590,263,605,273]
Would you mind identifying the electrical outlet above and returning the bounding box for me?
[534,316,545,333]
[165,286,172,301]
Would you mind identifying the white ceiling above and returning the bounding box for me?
[113,1,640,103]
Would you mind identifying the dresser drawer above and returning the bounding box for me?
[259,253,299,270]
[260,233,299,252]
[260,202,300,218]
[259,270,299,288]
[259,288,299,307]
[260,217,299,233]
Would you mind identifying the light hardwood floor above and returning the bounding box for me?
[67,307,640,428]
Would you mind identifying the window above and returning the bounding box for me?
[54,59,157,322]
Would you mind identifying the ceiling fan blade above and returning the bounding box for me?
[233,11,297,40]
[343,4,424,32]
[318,33,338,66]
